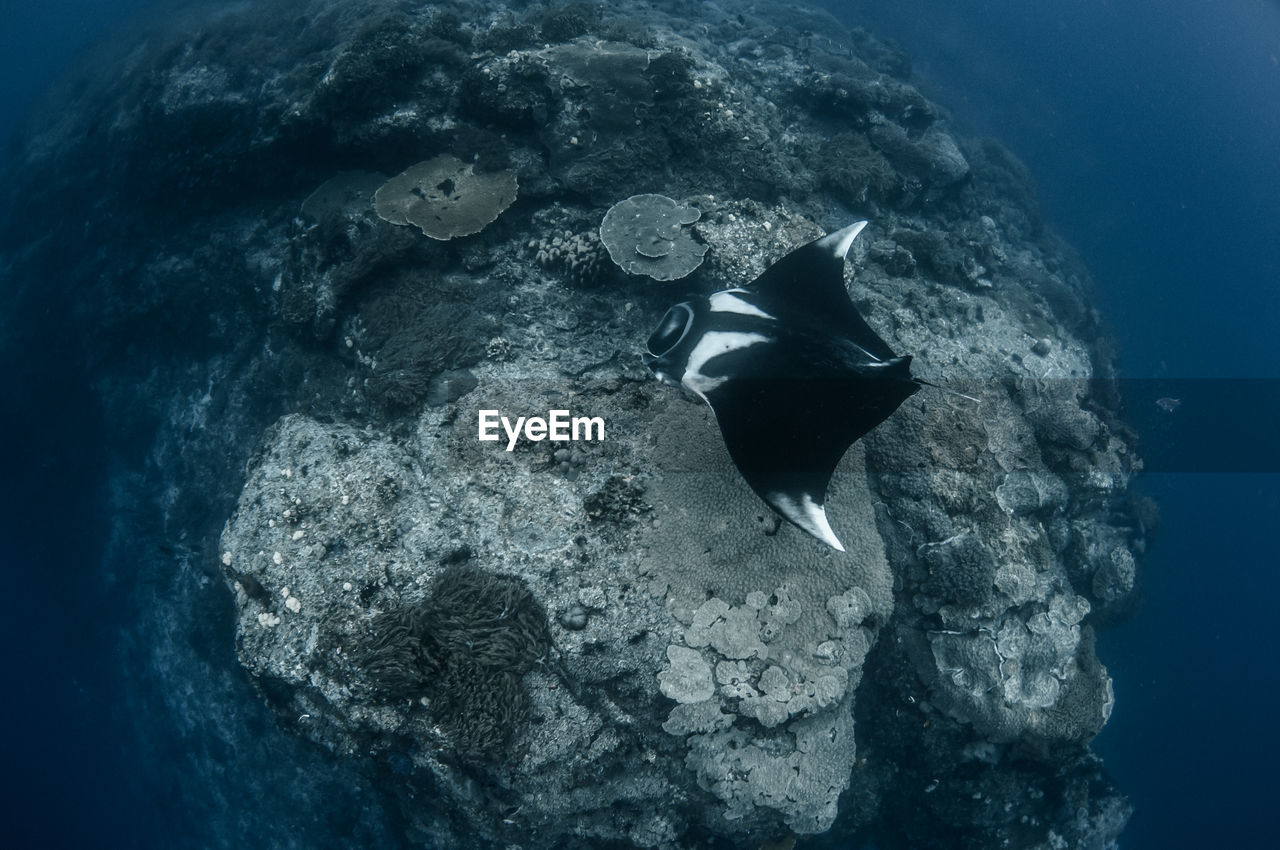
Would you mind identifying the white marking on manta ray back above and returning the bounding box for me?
[682,330,770,398]
[709,290,774,320]
[815,220,868,260]
[768,490,845,551]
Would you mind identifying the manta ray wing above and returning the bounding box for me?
[747,221,899,363]
[700,354,917,550]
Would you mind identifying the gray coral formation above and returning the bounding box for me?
[221,389,687,846]
[219,369,895,843]
[373,154,518,239]
[638,397,894,833]
[1,1,1149,848]
[600,194,708,280]
[863,316,1136,750]
[531,227,609,287]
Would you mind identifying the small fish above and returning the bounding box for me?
[642,221,920,550]
[1156,397,1182,413]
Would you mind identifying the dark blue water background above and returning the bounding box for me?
[3,1,1278,846]
[2,4,172,846]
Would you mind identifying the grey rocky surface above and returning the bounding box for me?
[1,1,1150,848]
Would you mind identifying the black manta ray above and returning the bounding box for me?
[642,221,919,550]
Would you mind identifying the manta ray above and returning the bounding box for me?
[642,221,919,550]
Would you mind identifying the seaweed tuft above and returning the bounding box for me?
[360,565,550,761]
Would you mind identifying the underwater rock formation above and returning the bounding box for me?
[0,1,1147,848]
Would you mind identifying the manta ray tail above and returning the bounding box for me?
[915,378,982,404]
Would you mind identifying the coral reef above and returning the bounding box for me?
[0,1,1147,848]
[283,171,420,338]
[531,227,609,287]
[600,194,707,281]
[359,564,550,760]
[346,272,497,409]
[374,154,518,240]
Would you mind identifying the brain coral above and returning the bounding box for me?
[374,154,518,240]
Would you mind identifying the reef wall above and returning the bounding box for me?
[0,1,1146,848]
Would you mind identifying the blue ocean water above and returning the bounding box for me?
[3,5,213,846]
[2,1,1277,847]
[2,4,171,845]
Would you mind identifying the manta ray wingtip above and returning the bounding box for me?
[808,510,845,552]
[768,491,846,551]
[815,220,869,260]
[813,510,845,551]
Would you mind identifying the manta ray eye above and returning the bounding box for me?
[647,303,695,356]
